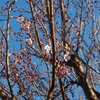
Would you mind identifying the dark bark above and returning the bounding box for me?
[0,86,16,100]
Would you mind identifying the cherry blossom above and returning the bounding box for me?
[16,17,31,31]
[26,38,32,45]
[57,64,70,78]
[20,22,31,31]
[1,6,6,11]
[64,54,68,62]
[44,45,51,53]
[16,73,19,77]
[64,54,70,62]
[17,17,25,22]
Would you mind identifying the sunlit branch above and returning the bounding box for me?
[29,0,42,51]
[47,0,57,99]
[6,0,17,100]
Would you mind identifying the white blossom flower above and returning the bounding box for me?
[44,45,51,53]
[26,38,32,45]
[16,73,19,77]
[64,54,68,62]
[17,17,25,22]
[32,46,34,48]
[64,54,71,62]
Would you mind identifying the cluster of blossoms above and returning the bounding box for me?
[57,62,70,78]
[43,44,70,78]
[17,16,25,22]
[64,54,71,62]
[16,16,31,31]
[20,22,31,31]
[26,38,32,45]
[40,45,52,62]
[44,44,51,54]
[24,40,70,78]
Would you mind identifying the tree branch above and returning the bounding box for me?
[29,0,42,51]
[67,55,99,100]
[6,0,17,99]
[47,0,57,99]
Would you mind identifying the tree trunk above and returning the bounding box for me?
[67,55,99,100]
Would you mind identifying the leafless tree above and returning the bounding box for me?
[0,0,100,100]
